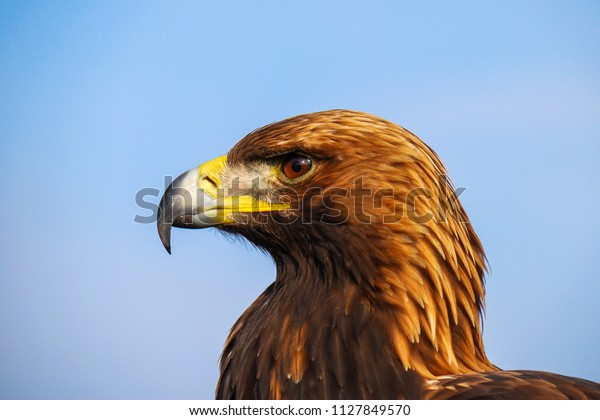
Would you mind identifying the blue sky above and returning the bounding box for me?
[1,1,599,399]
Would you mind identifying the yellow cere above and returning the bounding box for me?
[196,154,290,222]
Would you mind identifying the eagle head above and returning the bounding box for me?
[157,110,496,398]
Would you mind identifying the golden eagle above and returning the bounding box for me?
[157,110,600,399]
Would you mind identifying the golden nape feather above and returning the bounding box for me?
[157,110,600,399]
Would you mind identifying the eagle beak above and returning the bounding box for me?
[157,154,291,254]
[157,155,228,254]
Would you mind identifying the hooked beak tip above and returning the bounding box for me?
[157,207,173,255]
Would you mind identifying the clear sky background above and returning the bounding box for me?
[1,1,599,399]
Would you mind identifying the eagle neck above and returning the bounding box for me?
[268,225,496,380]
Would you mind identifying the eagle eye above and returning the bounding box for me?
[281,154,313,179]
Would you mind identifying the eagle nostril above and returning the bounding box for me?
[199,174,219,191]
[205,175,218,189]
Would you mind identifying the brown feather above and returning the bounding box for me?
[203,110,599,399]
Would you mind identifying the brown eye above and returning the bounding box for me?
[281,154,313,179]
